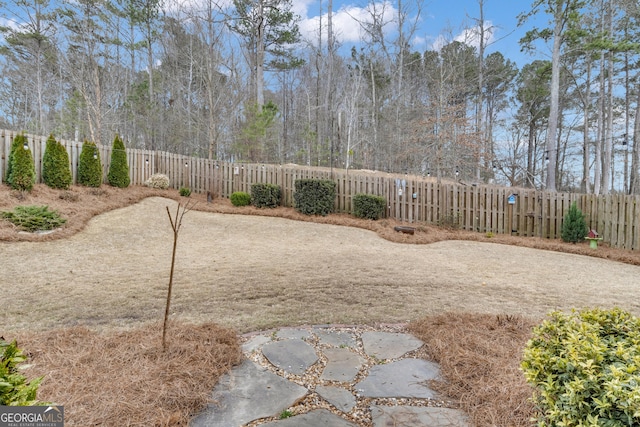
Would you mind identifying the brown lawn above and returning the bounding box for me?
[2,184,639,426]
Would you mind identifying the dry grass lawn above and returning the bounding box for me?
[2,184,640,426]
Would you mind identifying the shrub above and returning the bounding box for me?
[521,308,640,427]
[1,338,44,406]
[293,179,336,216]
[353,193,386,220]
[8,140,36,192]
[107,135,130,188]
[251,183,281,208]
[230,191,251,206]
[42,134,72,190]
[5,133,26,184]
[561,202,588,243]
[77,141,103,187]
[1,205,67,232]
[179,187,191,197]
[145,173,170,189]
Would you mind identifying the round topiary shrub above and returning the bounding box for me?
[561,202,588,243]
[42,134,72,190]
[107,135,130,188]
[77,141,103,187]
[230,191,251,206]
[8,141,36,192]
[144,173,170,189]
[522,307,640,426]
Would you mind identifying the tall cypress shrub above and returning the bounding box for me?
[5,133,26,184]
[8,141,36,191]
[107,135,130,188]
[42,134,72,189]
[77,141,102,187]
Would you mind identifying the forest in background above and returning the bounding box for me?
[1,0,640,194]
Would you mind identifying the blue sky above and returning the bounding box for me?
[0,0,546,68]
[293,0,545,66]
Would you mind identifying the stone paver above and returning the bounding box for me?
[242,335,272,353]
[316,385,357,412]
[320,347,365,382]
[262,339,318,375]
[315,329,357,348]
[370,406,469,427]
[356,358,440,399]
[276,328,312,340]
[190,327,469,427]
[190,360,307,427]
[361,331,424,360]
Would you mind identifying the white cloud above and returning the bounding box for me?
[0,17,24,32]
[430,20,495,52]
[299,1,398,45]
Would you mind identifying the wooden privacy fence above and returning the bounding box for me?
[1,129,639,250]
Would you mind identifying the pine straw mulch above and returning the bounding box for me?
[408,313,539,427]
[18,322,242,427]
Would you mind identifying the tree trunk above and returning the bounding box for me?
[630,88,640,194]
[545,13,563,191]
[256,0,265,110]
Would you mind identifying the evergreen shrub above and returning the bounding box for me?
[0,338,44,405]
[179,187,191,197]
[77,141,102,187]
[5,133,26,184]
[107,135,130,188]
[522,308,640,426]
[352,193,386,220]
[230,191,251,206]
[42,134,72,189]
[251,183,281,208]
[1,205,66,232]
[561,202,588,243]
[8,140,36,192]
[145,174,170,189]
[293,179,336,216]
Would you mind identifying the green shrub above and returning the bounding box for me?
[77,141,103,187]
[1,205,66,232]
[1,338,45,406]
[353,193,386,220]
[561,202,588,243]
[293,179,336,216]
[521,308,640,427]
[145,173,170,189]
[179,187,191,197]
[107,135,130,188]
[251,183,281,208]
[8,139,36,192]
[230,191,251,206]
[42,134,72,190]
[5,133,26,184]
